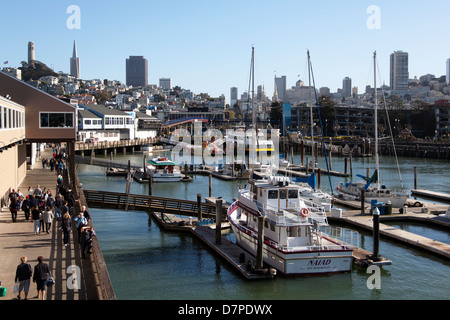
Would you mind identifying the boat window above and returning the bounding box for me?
[268,190,278,199]
[288,190,298,199]
[279,190,287,200]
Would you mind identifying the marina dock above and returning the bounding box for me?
[150,213,275,280]
[329,207,450,260]
[411,189,450,202]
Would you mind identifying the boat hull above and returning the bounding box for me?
[337,190,407,208]
[151,173,182,182]
[228,205,353,276]
[230,223,352,276]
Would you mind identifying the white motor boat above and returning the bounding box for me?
[147,157,182,182]
[227,176,355,276]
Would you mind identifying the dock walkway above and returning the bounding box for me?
[329,208,450,260]
[0,151,98,300]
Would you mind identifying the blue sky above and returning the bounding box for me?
[1,1,449,102]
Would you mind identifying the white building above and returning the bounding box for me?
[2,67,21,80]
[390,51,409,94]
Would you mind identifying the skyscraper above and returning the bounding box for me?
[230,87,238,106]
[70,40,80,79]
[390,51,409,93]
[274,76,287,101]
[28,42,35,65]
[342,77,352,97]
[159,78,172,90]
[126,56,148,87]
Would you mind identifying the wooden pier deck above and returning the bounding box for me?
[411,189,450,202]
[329,209,450,260]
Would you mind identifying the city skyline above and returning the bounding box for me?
[2,1,450,102]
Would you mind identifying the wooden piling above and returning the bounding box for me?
[215,199,223,245]
[360,188,365,215]
[197,194,202,220]
[301,140,304,165]
[209,173,212,197]
[414,166,417,190]
[256,216,265,270]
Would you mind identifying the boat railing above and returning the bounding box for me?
[318,226,360,249]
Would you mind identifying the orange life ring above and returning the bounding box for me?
[300,208,310,218]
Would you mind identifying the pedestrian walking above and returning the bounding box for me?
[31,206,41,235]
[60,212,72,246]
[9,195,19,222]
[33,185,42,203]
[80,226,95,259]
[43,206,54,234]
[22,196,31,220]
[32,256,51,300]
[14,256,32,300]
[54,193,64,220]
[74,212,88,243]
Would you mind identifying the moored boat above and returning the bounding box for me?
[227,176,355,276]
[147,157,182,182]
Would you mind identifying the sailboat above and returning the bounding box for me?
[291,50,334,212]
[227,48,355,276]
[336,52,408,208]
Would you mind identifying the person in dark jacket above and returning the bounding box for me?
[21,196,31,220]
[60,212,72,246]
[80,226,95,259]
[15,256,32,300]
[33,256,51,300]
[31,206,41,235]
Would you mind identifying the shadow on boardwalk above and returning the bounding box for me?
[0,149,98,300]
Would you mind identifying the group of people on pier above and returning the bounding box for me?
[7,146,96,300]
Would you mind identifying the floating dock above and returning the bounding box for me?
[411,189,450,202]
[150,213,275,280]
[329,208,450,260]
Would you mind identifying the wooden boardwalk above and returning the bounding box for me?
[0,155,99,300]
[83,189,227,219]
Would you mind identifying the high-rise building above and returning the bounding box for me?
[342,77,352,97]
[159,78,172,90]
[28,42,35,65]
[274,76,287,101]
[230,87,238,106]
[70,40,80,79]
[390,51,409,93]
[126,56,148,87]
[446,59,450,85]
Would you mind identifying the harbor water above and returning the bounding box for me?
[77,152,450,300]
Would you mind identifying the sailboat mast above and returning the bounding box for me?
[374,51,380,189]
[308,50,315,168]
[250,46,256,177]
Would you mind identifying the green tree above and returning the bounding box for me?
[317,95,336,136]
[269,101,282,127]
